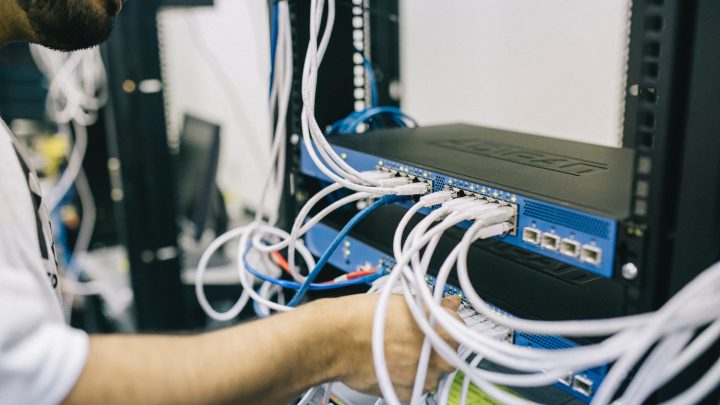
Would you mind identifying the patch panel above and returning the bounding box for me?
[301,144,618,278]
[304,224,607,403]
[377,166,434,195]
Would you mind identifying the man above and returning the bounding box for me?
[0,0,460,403]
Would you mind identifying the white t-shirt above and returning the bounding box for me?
[0,119,88,405]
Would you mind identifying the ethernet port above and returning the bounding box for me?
[558,374,573,386]
[541,233,560,251]
[560,239,581,257]
[580,245,602,265]
[522,227,541,245]
[572,374,594,396]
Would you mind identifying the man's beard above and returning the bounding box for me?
[16,0,115,51]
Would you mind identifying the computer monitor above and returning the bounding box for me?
[176,114,227,241]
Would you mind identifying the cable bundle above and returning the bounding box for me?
[30,45,114,320]
[370,192,720,405]
[191,3,720,404]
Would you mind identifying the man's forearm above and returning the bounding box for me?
[63,299,348,405]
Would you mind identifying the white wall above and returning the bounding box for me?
[400,0,631,147]
[158,0,272,216]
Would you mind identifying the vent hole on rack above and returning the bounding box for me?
[637,130,655,149]
[643,42,661,58]
[640,112,656,129]
[642,62,660,79]
[645,15,664,32]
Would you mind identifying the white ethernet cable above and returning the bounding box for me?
[623,319,720,404]
[61,167,96,321]
[194,0,428,319]
[405,212,567,402]
[266,190,370,281]
[254,281,286,318]
[31,45,108,321]
[199,0,431,321]
[257,0,293,227]
[372,200,518,405]
[30,46,108,127]
[299,0,416,194]
[194,0,293,319]
[252,170,395,281]
[30,46,108,212]
[421,232,717,403]
[410,226,719,398]
[368,191,720,405]
[194,221,317,320]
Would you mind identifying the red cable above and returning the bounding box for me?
[270,251,293,275]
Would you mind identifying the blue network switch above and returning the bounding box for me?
[301,144,618,278]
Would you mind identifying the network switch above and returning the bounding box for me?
[303,223,607,403]
[300,124,634,278]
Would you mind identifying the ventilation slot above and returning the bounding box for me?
[433,176,445,193]
[522,202,611,240]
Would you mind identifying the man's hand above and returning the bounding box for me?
[323,293,462,401]
[64,292,461,405]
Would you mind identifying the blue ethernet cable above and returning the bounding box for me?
[326,106,418,135]
[352,46,379,107]
[363,56,379,107]
[287,194,405,307]
[242,246,382,291]
[325,49,417,136]
[346,106,418,131]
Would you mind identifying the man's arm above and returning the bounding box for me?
[63,294,460,405]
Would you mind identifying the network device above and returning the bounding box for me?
[301,124,634,279]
